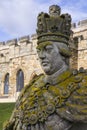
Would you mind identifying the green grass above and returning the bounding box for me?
[0,103,15,130]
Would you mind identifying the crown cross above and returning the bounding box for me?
[51,25,58,32]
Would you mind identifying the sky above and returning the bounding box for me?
[0,0,87,42]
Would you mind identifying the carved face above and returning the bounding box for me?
[49,5,61,16]
[37,42,65,75]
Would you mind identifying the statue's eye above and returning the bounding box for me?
[45,46,53,53]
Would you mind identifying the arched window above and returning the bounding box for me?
[4,73,9,94]
[16,69,24,92]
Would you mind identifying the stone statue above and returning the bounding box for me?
[3,5,87,130]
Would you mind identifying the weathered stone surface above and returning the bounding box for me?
[0,35,43,102]
[72,19,87,70]
[18,35,30,43]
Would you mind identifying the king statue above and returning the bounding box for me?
[3,5,87,130]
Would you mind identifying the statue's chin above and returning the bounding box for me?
[42,66,52,75]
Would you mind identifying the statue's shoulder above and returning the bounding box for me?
[58,67,87,94]
[66,67,87,96]
[57,67,87,123]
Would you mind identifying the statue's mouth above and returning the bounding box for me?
[42,63,48,66]
[41,61,49,66]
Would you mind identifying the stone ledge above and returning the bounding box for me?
[31,34,37,40]
[0,95,9,98]
[0,97,16,102]
[6,38,17,45]
[0,42,5,45]
[18,35,30,43]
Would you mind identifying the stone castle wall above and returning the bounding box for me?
[0,35,43,102]
[72,19,87,70]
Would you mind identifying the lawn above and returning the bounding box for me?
[0,103,15,130]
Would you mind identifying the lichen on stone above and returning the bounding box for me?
[36,41,52,50]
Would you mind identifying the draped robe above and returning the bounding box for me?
[3,69,87,130]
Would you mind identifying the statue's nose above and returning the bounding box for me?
[39,50,46,59]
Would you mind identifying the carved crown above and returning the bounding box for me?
[36,5,71,45]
